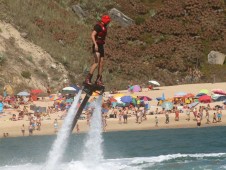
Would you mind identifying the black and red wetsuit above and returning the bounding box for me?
[92,22,108,57]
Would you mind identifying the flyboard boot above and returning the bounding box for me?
[95,75,104,86]
[84,73,93,85]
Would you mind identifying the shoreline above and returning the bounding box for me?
[1,113,226,139]
[1,124,226,139]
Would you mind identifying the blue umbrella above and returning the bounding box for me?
[174,92,187,97]
[162,93,165,101]
[121,96,133,103]
[162,101,173,110]
[17,91,30,96]
[156,93,165,101]
[195,93,206,98]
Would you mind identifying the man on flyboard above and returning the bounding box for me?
[84,15,111,87]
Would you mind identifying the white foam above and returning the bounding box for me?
[82,96,104,168]
[107,152,226,164]
[1,152,226,170]
[44,90,82,170]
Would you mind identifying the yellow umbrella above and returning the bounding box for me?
[130,94,137,98]
[199,89,209,94]
[4,84,14,95]
[113,93,125,98]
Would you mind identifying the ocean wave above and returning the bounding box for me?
[108,152,226,164]
[1,153,225,170]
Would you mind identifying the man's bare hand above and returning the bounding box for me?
[94,44,98,52]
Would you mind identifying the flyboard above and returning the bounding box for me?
[71,83,105,132]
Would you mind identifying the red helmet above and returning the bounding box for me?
[101,15,111,24]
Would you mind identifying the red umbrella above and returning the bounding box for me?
[109,97,117,103]
[183,93,195,98]
[31,89,43,95]
[212,89,226,95]
[199,95,211,103]
[139,96,152,101]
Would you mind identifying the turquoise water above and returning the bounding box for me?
[0,127,226,169]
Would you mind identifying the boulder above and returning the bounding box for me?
[72,4,86,19]
[20,32,28,38]
[50,63,57,69]
[208,51,226,65]
[108,8,134,27]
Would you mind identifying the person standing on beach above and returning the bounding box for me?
[212,112,217,123]
[175,108,179,121]
[193,108,197,120]
[197,115,201,127]
[21,124,25,136]
[84,15,111,86]
[76,124,80,134]
[185,108,190,121]
[28,124,33,136]
[46,85,51,96]
[165,111,169,124]
[217,109,222,122]
[155,116,158,127]
[118,109,122,124]
[54,119,58,133]
[205,109,210,124]
[123,107,128,124]
[36,116,41,131]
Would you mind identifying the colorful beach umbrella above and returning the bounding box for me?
[132,85,141,92]
[109,97,117,103]
[114,97,123,103]
[156,93,165,101]
[148,80,160,86]
[183,93,194,98]
[195,93,206,98]
[211,89,226,95]
[17,91,30,96]
[199,95,211,103]
[121,96,133,103]
[62,87,77,94]
[174,92,187,97]
[139,96,152,101]
[162,101,173,110]
[188,102,199,108]
[129,94,137,98]
[199,89,209,94]
[31,89,43,95]
[212,94,226,101]
[113,93,125,98]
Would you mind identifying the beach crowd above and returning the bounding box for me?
[1,84,226,138]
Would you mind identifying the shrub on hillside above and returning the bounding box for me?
[0,52,7,65]
[21,71,31,79]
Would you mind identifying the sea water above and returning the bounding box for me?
[0,127,226,169]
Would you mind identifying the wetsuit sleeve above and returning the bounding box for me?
[93,24,102,33]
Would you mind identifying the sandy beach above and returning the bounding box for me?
[0,82,226,138]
